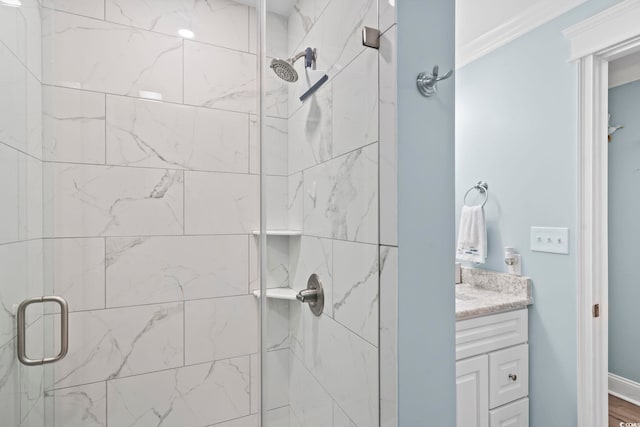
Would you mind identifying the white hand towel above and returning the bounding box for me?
[456,205,487,264]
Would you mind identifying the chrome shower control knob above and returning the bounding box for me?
[296,289,319,303]
[297,274,324,317]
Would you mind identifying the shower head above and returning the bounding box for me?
[270,58,298,82]
[270,48,317,83]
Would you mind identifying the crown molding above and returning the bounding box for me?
[563,0,640,61]
[456,0,586,69]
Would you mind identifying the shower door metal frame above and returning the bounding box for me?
[256,0,267,426]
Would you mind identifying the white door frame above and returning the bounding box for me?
[563,1,640,426]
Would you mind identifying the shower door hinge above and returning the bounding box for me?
[362,26,380,49]
[593,304,600,318]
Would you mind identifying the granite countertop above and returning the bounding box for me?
[456,267,533,320]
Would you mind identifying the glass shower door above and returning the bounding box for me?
[2,0,394,425]
[39,0,261,425]
[0,172,51,427]
[0,0,52,425]
[259,0,386,425]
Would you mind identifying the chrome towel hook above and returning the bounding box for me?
[417,65,453,97]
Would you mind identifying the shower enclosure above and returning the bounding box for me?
[0,0,398,425]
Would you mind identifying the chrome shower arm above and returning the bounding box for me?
[290,48,316,66]
[290,50,306,62]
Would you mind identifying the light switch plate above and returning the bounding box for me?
[530,227,569,254]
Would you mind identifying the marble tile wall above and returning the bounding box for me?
[0,0,398,425]
[288,251,380,427]
[279,0,398,426]
[0,1,47,426]
[380,246,398,427]
[38,0,289,426]
[379,15,398,427]
[379,25,398,248]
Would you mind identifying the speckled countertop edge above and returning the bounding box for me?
[456,268,533,320]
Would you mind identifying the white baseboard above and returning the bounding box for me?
[609,373,640,407]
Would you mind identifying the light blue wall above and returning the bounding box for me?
[397,0,456,425]
[608,79,640,384]
[455,1,621,425]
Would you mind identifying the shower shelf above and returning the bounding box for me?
[252,288,298,301]
[251,230,302,236]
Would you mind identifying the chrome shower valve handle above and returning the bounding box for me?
[296,288,320,303]
[297,274,324,316]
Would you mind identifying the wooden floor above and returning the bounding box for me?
[610,394,640,426]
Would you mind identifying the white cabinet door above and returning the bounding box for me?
[457,355,489,427]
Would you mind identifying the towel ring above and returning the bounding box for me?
[463,181,489,208]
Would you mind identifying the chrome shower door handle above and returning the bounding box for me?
[17,296,69,366]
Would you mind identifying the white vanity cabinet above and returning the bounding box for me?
[456,354,489,427]
[456,309,529,427]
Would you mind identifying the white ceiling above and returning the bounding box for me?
[234,0,296,16]
[456,0,586,68]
